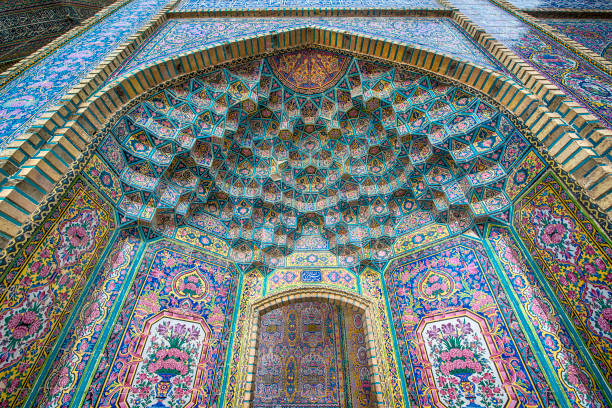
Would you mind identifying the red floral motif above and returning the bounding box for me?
[66,225,89,247]
[424,274,450,297]
[147,320,199,377]
[0,286,53,369]
[55,209,99,268]
[470,291,495,311]
[439,348,483,376]
[598,308,612,332]
[173,270,208,300]
[584,283,612,341]
[532,208,579,264]
[7,311,41,339]
[177,275,204,298]
[148,348,189,376]
[565,365,591,395]
[542,223,565,245]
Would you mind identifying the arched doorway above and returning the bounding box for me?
[253,301,371,407]
[242,287,385,408]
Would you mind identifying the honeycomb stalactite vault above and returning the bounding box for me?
[0,2,611,408]
[99,49,531,269]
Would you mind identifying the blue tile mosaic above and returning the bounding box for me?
[301,269,322,282]
[451,0,612,129]
[546,19,612,61]
[507,0,612,9]
[177,0,443,10]
[110,17,503,80]
[0,0,172,152]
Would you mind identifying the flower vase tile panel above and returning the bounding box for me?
[176,0,443,10]
[0,179,115,408]
[420,313,511,406]
[253,301,347,408]
[507,0,612,9]
[545,20,612,62]
[515,173,612,386]
[112,18,501,79]
[81,240,239,408]
[385,237,557,408]
[35,229,142,408]
[487,226,607,408]
[0,0,172,150]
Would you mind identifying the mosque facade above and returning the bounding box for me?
[0,1,611,408]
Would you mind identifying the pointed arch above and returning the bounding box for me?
[1,25,609,256]
[234,285,390,407]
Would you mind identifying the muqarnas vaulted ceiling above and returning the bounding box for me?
[97,48,531,266]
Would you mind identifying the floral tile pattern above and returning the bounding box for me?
[34,229,142,408]
[342,307,375,408]
[81,240,239,408]
[386,237,557,407]
[515,173,612,386]
[0,0,171,151]
[487,225,606,407]
[0,179,114,408]
[110,17,502,80]
[0,0,612,405]
[510,29,612,129]
[546,19,612,62]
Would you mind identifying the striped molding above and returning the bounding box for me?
[489,0,612,75]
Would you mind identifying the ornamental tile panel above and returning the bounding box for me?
[515,173,612,386]
[253,302,348,407]
[81,240,239,408]
[0,0,172,151]
[110,18,503,80]
[386,238,558,407]
[546,19,612,62]
[177,0,444,10]
[487,225,606,407]
[0,180,114,408]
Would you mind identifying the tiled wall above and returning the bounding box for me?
[0,179,114,408]
[0,0,610,406]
